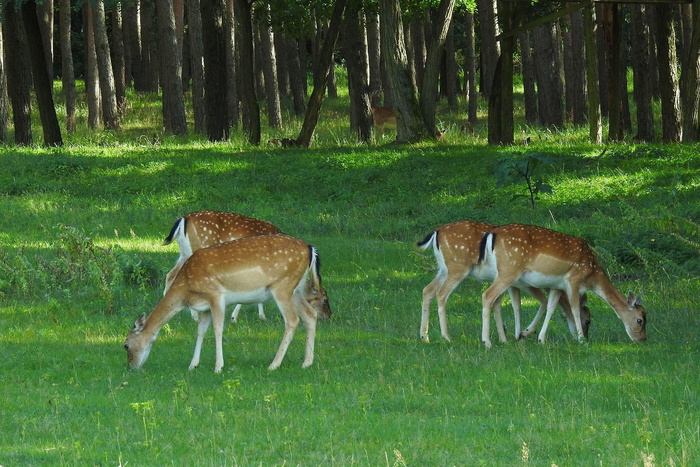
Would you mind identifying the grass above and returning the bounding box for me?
[1,86,699,465]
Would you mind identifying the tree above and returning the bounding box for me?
[84,2,101,130]
[3,3,33,145]
[477,0,499,100]
[519,31,538,124]
[232,0,258,143]
[188,0,207,133]
[111,3,126,111]
[156,0,188,134]
[258,3,282,129]
[656,4,682,142]
[59,0,76,134]
[419,0,455,133]
[379,0,428,143]
[0,26,8,142]
[92,0,120,130]
[22,0,63,146]
[631,4,654,141]
[463,10,478,126]
[533,22,564,128]
[680,0,700,141]
[296,0,347,147]
[342,0,373,142]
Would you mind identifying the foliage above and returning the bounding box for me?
[494,150,556,208]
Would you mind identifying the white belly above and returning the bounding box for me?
[518,270,568,290]
[189,287,273,312]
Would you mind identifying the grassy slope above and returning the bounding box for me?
[1,96,699,465]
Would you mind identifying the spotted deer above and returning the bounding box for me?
[125,233,331,372]
[163,210,281,321]
[418,220,590,345]
[479,223,646,347]
[371,107,397,138]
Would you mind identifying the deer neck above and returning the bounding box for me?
[592,273,628,316]
[143,292,185,338]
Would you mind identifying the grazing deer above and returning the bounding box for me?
[478,223,646,347]
[371,107,397,138]
[125,233,332,372]
[418,220,590,345]
[163,210,281,322]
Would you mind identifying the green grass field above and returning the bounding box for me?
[1,89,699,465]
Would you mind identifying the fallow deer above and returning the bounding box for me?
[371,107,397,138]
[418,220,590,345]
[163,210,281,321]
[478,223,646,347]
[126,233,331,372]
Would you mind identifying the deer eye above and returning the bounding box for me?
[636,319,643,326]
[124,344,129,351]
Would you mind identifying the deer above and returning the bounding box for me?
[125,233,332,373]
[418,220,590,345]
[371,107,397,138]
[163,210,281,322]
[478,223,646,348]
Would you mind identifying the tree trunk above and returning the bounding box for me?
[420,0,455,133]
[274,33,290,99]
[59,0,77,133]
[188,0,207,133]
[36,0,53,78]
[2,5,33,145]
[343,0,372,142]
[583,4,602,144]
[84,2,101,130]
[111,3,126,112]
[565,11,587,125]
[122,1,140,90]
[296,0,347,147]
[258,3,282,128]
[156,0,188,134]
[680,0,700,141]
[0,27,9,142]
[140,1,160,92]
[602,4,623,141]
[656,4,683,142]
[464,10,477,125]
[22,0,63,146]
[519,31,538,124]
[92,0,120,130]
[533,22,563,128]
[631,5,654,141]
[477,0,499,100]
[288,37,307,116]
[225,0,239,129]
[379,0,428,143]
[445,21,459,113]
[232,0,258,144]
[367,11,382,107]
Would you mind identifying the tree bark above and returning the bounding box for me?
[111,3,126,112]
[680,0,700,141]
[84,2,101,130]
[225,0,239,129]
[140,1,160,92]
[379,0,428,143]
[631,5,654,141]
[464,10,477,125]
[59,0,77,133]
[232,0,258,144]
[343,0,372,142]
[519,31,538,124]
[156,0,188,134]
[188,0,207,133]
[533,22,563,128]
[564,11,587,125]
[656,4,683,142]
[420,0,455,132]
[296,0,347,147]
[22,0,63,146]
[583,4,602,144]
[36,0,53,78]
[0,26,9,142]
[92,0,120,130]
[258,3,282,128]
[367,11,382,107]
[288,37,307,116]
[122,1,140,90]
[477,0,499,100]
[2,5,33,145]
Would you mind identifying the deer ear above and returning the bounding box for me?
[627,291,642,307]
[133,313,146,332]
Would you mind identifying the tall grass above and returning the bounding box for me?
[1,88,699,465]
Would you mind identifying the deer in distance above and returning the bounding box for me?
[163,210,281,322]
[418,220,590,346]
[125,233,331,372]
[478,223,646,348]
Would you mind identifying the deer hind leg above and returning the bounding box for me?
[230,304,243,322]
[507,287,522,339]
[482,280,511,348]
[537,290,563,343]
[420,273,443,342]
[210,298,227,373]
[257,303,266,320]
[189,310,212,370]
[268,292,301,370]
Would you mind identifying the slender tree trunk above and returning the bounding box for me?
[112,3,126,112]
[680,0,700,141]
[565,11,587,125]
[59,0,77,133]
[140,2,159,92]
[123,1,140,90]
[477,0,499,100]
[156,0,188,134]
[22,0,63,146]
[464,10,477,126]
[296,0,347,147]
[93,0,120,130]
[3,5,33,145]
[258,3,282,128]
[519,31,538,124]
[420,0,455,132]
[367,11,382,107]
[288,37,307,116]
[84,2,101,129]
[232,0,258,144]
[274,33,290,99]
[603,4,623,141]
[225,0,239,129]
[631,5,654,141]
[445,21,459,113]
[36,0,53,78]
[533,22,563,128]
[656,4,683,142]
[583,4,602,144]
[343,0,372,142]
[0,26,9,142]
[188,0,207,133]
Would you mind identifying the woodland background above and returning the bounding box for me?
[1,0,699,147]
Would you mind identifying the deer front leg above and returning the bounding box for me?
[507,287,522,339]
[211,299,226,373]
[297,299,318,368]
[257,303,266,320]
[521,287,548,338]
[268,295,300,370]
[482,282,509,348]
[420,278,440,342]
[537,290,562,343]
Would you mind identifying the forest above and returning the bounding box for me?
[1,0,699,147]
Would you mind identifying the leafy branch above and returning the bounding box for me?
[494,151,556,208]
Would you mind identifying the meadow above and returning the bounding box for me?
[0,88,699,466]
